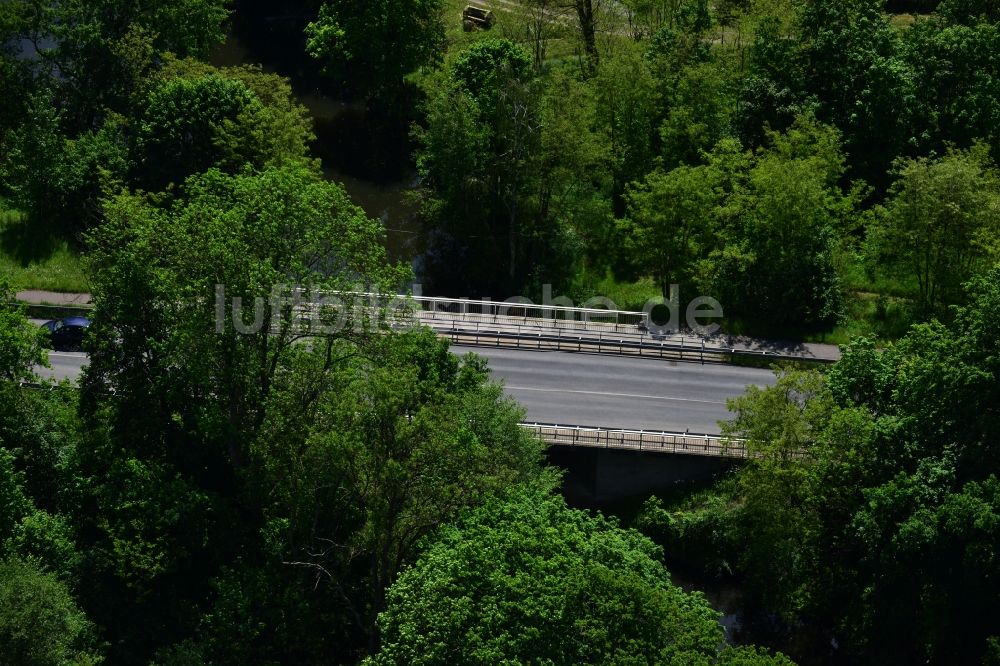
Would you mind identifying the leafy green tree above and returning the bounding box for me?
[642,1,722,168]
[417,45,607,295]
[738,0,916,186]
[937,0,1000,25]
[660,267,1000,661]
[451,38,534,114]
[1,1,232,230]
[0,557,96,665]
[723,369,874,619]
[708,116,850,331]
[134,72,260,182]
[18,58,313,231]
[0,450,32,546]
[736,15,812,149]
[534,66,612,280]
[0,25,39,192]
[849,462,1000,663]
[51,118,131,232]
[2,94,130,235]
[305,0,443,103]
[85,163,401,470]
[0,285,83,573]
[87,456,214,595]
[415,39,542,293]
[0,87,70,229]
[867,145,1000,319]
[825,337,897,415]
[659,60,735,169]
[370,488,791,665]
[81,163,403,660]
[621,116,850,331]
[250,330,551,651]
[4,0,229,130]
[191,558,336,665]
[595,43,660,214]
[8,511,82,586]
[635,488,744,579]
[0,384,81,516]
[0,277,47,385]
[797,0,914,182]
[156,56,315,166]
[831,266,1000,661]
[624,160,724,294]
[132,72,310,190]
[901,17,1000,167]
[877,267,1000,475]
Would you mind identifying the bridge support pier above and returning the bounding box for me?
[547,446,738,507]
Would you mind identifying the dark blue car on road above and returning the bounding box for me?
[40,316,91,351]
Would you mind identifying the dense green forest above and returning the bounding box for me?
[2,0,1000,664]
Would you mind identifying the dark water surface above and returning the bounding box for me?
[209,10,424,267]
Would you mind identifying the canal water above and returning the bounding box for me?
[209,8,425,269]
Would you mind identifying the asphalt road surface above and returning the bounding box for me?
[451,346,774,434]
[35,346,776,435]
[38,351,89,384]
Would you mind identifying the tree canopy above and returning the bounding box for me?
[306,0,444,103]
[5,0,1000,662]
[371,488,792,665]
[643,263,1000,662]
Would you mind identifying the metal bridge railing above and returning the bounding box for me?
[320,293,833,364]
[435,324,819,365]
[521,422,748,458]
[407,295,646,336]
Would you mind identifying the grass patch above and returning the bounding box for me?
[565,270,662,312]
[726,355,832,371]
[720,290,914,348]
[441,0,586,63]
[803,291,913,346]
[888,12,931,29]
[0,209,89,293]
[798,252,917,345]
[838,250,918,299]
